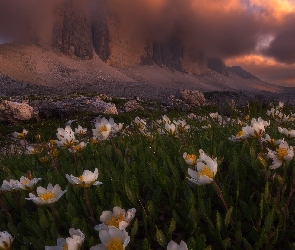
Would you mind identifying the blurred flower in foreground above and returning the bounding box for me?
[12,129,28,139]
[66,168,102,188]
[1,179,20,193]
[26,184,66,205]
[0,231,13,250]
[187,149,218,185]
[45,228,85,250]
[90,225,130,250]
[267,140,294,169]
[167,240,188,250]
[17,176,41,191]
[95,206,136,231]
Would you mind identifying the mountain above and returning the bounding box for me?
[0,0,283,97]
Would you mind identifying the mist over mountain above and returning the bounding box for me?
[0,0,284,97]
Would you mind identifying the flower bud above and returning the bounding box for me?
[256,155,267,169]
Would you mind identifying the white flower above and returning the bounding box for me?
[165,123,177,136]
[167,240,188,250]
[26,184,66,205]
[267,140,294,169]
[174,119,190,134]
[56,125,75,141]
[0,231,13,250]
[277,102,284,109]
[66,168,102,188]
[25,145,40,155]
[45,228,85,250]
[109,118,123,134]
[93,118,112,140]
[261,134,281,147]
[278,127,295,138]
[17,176,41,191]
[74,125,87,135]
[133,117,147,133]
[72,141,87,153]
[56,126,77,149]
[95,207,136,231]
[12,129,28,139]
[1,179,21,193]
[229,128,250,141]
[90,225,130,250]
[187,150,218,185]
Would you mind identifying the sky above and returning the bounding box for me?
[0,0,294,87]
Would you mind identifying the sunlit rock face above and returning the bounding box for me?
[52,0,93,59]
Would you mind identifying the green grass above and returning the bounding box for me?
[0,98,295,249]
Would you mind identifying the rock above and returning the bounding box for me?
[88,99,118,115]
[124,100,144,112]
[0,100,34,122]
[37,96,118,118]
[180,90,206,108]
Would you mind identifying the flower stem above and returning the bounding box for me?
[0,196,15,227]
[50,204,59,232]
[213,181,228,212]
[84,188,96,225]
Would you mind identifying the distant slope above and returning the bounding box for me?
[0,44,283,96]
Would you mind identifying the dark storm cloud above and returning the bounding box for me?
[0,0,274,58]
[262,13,295,64]
[0,0,292,61]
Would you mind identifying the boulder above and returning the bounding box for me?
[180,90,206,108]
[0,100,34,122]
[124,100,144,112]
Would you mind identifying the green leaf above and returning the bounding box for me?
[125,183,137,205]
[225,207,233,227]
[222,237,231,249]
[195,234,206,249]
[216,211,222,232]
[187,237,195,249]
[242,237,252,249]
[140,238,150,250]
[156,227,167,247]
[131,218,138,238]
[168,218,176,238]
[39,213,49,231]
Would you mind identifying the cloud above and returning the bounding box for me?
[261,13,295,64]
[226,54,295,86]
[0,0,294,85]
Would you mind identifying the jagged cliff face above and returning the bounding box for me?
[31,0,210,74]
[52,0,93,59]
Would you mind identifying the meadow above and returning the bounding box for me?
[0,96,295,249]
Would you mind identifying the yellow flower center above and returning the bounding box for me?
[40,192,54,201]
[39,156,49,162]
[186,154,197,164]
[236,131,245,137]
[290,117,294,121]
[276,148,288,160]
[198,166,214,179]
[18,132,27,139]
[78,175,84,181]
[106,213,125,228]
[63,244,68,250]
[99,125,108,133]
[106,237,124,250]
[52,149,59,157]
[22,180,29,185]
